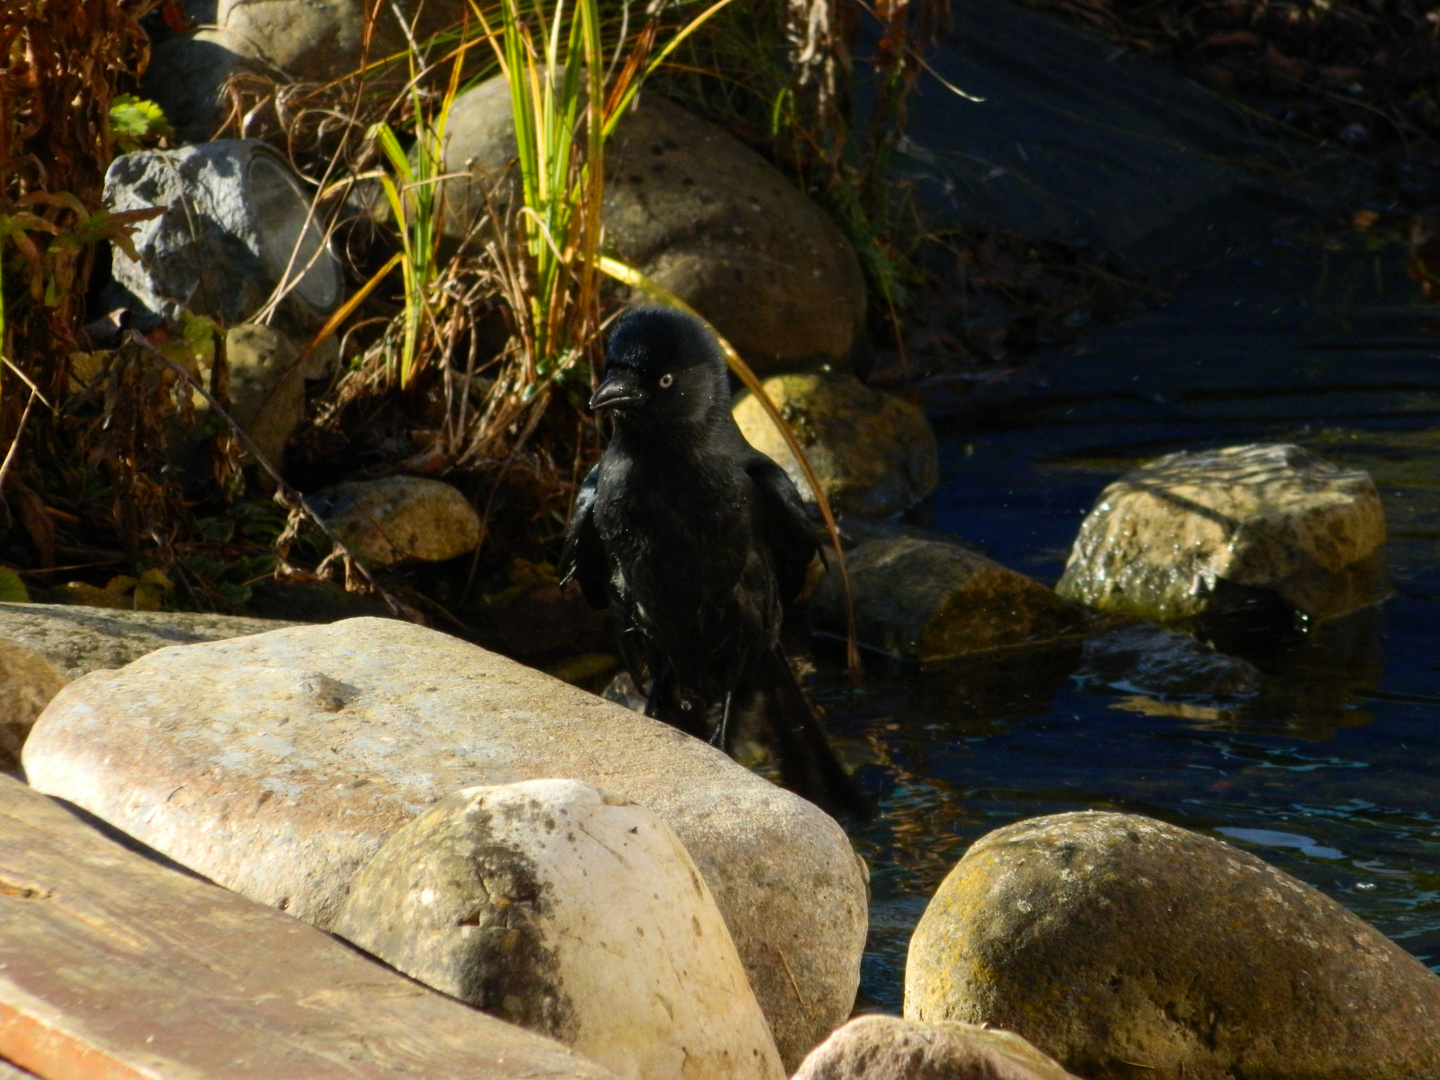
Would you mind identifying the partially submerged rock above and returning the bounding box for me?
[309,476,481,568]
[104,140,343,331]
[22,617,867,1068]
[438,76,868,375]
[1056,444,1387,622]
[793,1015,1082,1080]
[335,779,785,1080]
[733,374,939,517]
[811,537,1087,662]
[1077,620,1262,699]
[0,641,66,771]
[905,811,1440,1079]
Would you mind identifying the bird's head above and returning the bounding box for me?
[589,307,730,434]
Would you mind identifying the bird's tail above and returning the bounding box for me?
[753,648,873,821]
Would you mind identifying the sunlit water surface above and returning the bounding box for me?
[811,238,1440,1012]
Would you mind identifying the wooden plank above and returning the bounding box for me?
[0,776,617,1080]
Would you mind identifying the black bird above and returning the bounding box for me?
[559,307,870,819]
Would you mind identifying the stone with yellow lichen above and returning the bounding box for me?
[1056,443,1386,622]
[733,373,939,518]
[905,811,1440,1080]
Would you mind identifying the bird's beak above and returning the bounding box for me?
[589,369,646,412]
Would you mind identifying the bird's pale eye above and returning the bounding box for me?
[658,373,674,388]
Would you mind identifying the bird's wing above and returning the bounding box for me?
[558,464,609,610]
[745,453,826,605]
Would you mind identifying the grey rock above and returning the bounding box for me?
[439,76,867,375]
[1078,621,1262,699]
[1056,444,1387,622]
[140,34,253,143]
[21,617,868,1068]
[104,141,343,330]
[335,779,785,1080]
[0,602,294,682]
[0,640,66,771]
[905,811,1440,1080]
[793,1015,1082,1080]
[310,476,481,568]
[732,373,938,517]
[811,537,1087,662]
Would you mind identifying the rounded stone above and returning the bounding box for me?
[335,779,785,1080]
[905,811,1440,1080]
[733,373,939,518]
[793,1014,1083,1080]
[438,76,868,375]
[1055,443,1387,622]
[0,639,67,770]
[810,537,1087,662]
[310,476,481,567]
[21,617,867,1069]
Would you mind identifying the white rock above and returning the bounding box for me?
[21,617,867,1068]
[335,779,785,1080]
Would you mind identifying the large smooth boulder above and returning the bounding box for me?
[309,476,481,568]
[733,374,938,518]
[21,618,868,1069]
[811,537,1087,662]
[438,76,868,375]
[793,1015,1082,1080]
[104,141,343,330]
[335,779,785,1080]
[905,811,1440,1080]
[1056,444,1387,622]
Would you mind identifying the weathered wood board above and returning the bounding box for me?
[0,775,618,1080]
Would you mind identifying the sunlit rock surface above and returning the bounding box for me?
[310,476,481,568]
[0,640,66,771]
[336,779,785,1080]
[1056,444,1386,622]
[733,374,938,518]
[793,1015,1083,1080]
[905,811,1440,1080]
[437,76,868,376]
[812,537,1087,662]
[21,618,867,1069]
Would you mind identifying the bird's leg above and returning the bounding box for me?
[712,691,734,751]
[644,666,675,720]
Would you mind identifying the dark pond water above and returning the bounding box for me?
[813,233,1440,1013]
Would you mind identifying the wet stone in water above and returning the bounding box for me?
[1056,443,1386,623]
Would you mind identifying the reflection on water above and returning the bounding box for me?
[816,237,1440,1013]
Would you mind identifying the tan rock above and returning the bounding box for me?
[811,537,1087,662]
[310,476,481,567]
[22,617,867,1069]
[733,374,939,518]
[335,779,785,1080]
[1056,443,1387,621]
[905,811,1440,1080]
[0,640,66,771]
[793,1015,1082,1080]
[0,602,294,681]
[439,76,868,375]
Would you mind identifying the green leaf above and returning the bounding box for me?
[110,95,174,153]
[0,568,29,603]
